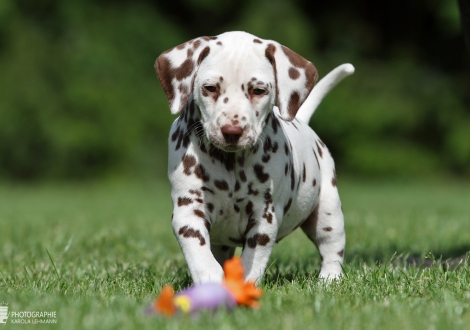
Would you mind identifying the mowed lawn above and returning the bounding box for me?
[0,178,469,329]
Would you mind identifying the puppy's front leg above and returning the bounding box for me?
[172,209,223,284]
[241,205,280,285]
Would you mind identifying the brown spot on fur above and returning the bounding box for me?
[287,92,300,119]
[178,226,206,246]
[177,197,193,206]
[254,164,269,183]
[192,211,211,232]
[338,250,344,257]
[253,39,262,44]
[234,204,240,213]
[189,189,201,197]
[193,40,201,49]
[263,137,278,154]
[247,182,259,195]
[224,97,229,103]
[302,163,306,182]
[283,198,293,215]
[290,165,295,190]
[263,212,273,223]
[239,170,247,182]
[182,155,197,175]
[284,142,289,155]
[332,170,337,187]
[316,141,323,158]
[262,190,273,223]
[247,234,270,248]
[313,178,317,186]
[171,127,180,142]
[194,209,205,219]
[214,180,229,190]
[186,48,194,58]
[174,59,195,81]
[271,115,280,134]
[204,219,211,233]
[201,186,214,194]
[206,203,214,213]
[197,46,210,65]
[245,201,254,215]
[237,153,245,167]
[265,44,280,110]
[194,164,210,182]
[244,215,256,235]
[289,67,300,80]
[323,227,333,232]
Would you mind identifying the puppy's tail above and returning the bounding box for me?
[296,63,355,123]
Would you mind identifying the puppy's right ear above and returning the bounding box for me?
[155,37,213,114]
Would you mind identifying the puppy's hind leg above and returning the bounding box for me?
[301,175,346,279]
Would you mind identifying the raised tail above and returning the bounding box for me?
[296,63,355,123]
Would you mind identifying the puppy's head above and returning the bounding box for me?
[156,31,317,152]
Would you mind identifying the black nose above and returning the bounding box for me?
[221,125,243,144]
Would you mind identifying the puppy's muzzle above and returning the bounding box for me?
[221,125,243,145]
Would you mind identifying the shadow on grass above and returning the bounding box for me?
[263,244,470,286]
[346,244,470,266]
[401,245,470,270]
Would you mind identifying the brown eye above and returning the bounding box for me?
[204,85,217,93]
[253,88,265,95]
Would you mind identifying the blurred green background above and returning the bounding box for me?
[0,0,469,181]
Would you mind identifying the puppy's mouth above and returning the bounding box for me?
[213,143,244,152]
[208,124,254,152]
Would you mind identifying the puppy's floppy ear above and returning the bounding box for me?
[264,42,318,121]
[155,37,213,114]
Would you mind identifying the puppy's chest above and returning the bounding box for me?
[192,149,286,242]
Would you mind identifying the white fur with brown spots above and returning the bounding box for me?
[155,31,354,284]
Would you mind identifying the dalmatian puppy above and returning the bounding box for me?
[155,31,354,284]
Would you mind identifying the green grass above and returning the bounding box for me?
[1,178,469,329]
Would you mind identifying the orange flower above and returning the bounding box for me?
[154,285,176,316]
[222,257,263,308]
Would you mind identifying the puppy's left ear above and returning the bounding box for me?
[265,42,318,121]
[155,37,213,114]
